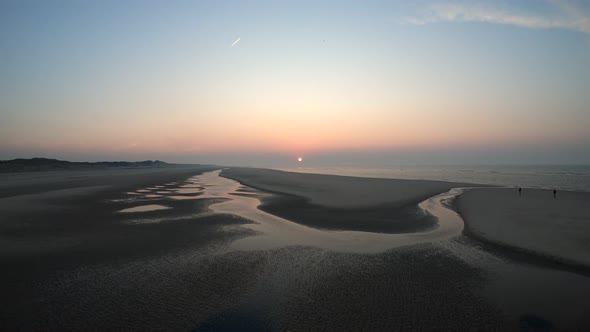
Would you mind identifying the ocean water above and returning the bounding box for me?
[277,165,590,192]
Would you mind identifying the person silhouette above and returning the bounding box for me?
[518,187,522,196]
[553,189,557,199]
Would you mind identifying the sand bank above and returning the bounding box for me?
[455,188,590,267]
[221,168,477,233]
[222,168,474,208]
[197,170,466,253]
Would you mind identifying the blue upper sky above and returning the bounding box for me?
[1,0,589,166]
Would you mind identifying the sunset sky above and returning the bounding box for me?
[1,0,589,166]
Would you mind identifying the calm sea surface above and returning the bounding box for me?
[277,165,590,192]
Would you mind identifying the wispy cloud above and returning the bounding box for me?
[404,0,590,34]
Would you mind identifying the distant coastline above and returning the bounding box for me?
[0,158,173,173]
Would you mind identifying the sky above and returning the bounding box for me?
[1,0,589,166]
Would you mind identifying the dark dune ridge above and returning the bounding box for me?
[0,157,177,173]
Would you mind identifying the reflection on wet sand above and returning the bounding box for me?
[5,167,588,330]
[191,170,590,328]
[189,170,465,253]
[119,204,171,213]
[168,195,202,200]
[174,188,203,194]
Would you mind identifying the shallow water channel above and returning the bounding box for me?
[187,170,466,253]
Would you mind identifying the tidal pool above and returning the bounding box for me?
[119,204,171,213]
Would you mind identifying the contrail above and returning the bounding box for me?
[231,37,241,47]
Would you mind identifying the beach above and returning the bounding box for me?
[221,167,478,233]
[455,187,590,267]
[2,166,590,330]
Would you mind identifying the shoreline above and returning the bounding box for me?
[275,165,590,193]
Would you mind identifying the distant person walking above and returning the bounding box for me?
[553,189,557,199]
[518,187,522,196]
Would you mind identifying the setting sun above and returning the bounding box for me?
[298,157,303,162]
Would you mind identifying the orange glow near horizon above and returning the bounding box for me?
[1,1,589,164]
[4,106,586,158]
[2,92,588,157]
[2,45,589,159]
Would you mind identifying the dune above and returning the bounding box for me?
[455,188,590,267]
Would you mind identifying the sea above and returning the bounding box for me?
[277,165,590,192]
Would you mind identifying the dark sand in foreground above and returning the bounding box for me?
[2,167,590,330]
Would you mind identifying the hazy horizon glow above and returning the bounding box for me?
[1,0,589,166]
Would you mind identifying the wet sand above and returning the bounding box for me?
[221,167,478,233]
[2,167,590,330]
[456,187,590,267]
[202,170,466,253]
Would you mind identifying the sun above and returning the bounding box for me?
[298,157,303,162]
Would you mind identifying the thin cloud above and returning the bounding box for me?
[404,1,590,34]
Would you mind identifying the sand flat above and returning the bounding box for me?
[221,168,483,233]
[456,188,590,266]
[221,168,475,208]
[3,166,590,330]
